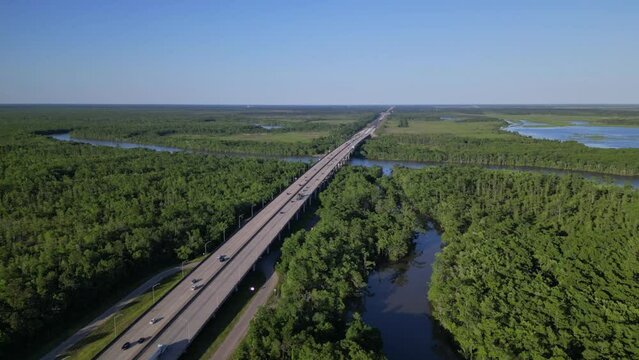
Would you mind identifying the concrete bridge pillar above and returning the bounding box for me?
[252,263,256,272]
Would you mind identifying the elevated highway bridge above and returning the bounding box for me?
[96,107,394,360]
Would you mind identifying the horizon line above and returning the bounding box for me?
[2,103,639,107]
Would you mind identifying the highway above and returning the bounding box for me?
[95,107,393,360]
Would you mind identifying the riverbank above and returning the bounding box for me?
[48,132,639,188]
[362,224,461,360]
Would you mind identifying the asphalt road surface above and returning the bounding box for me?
[96,108,393,360]
[209,244,280,360]
[43,261,199,360]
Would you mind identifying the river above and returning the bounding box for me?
[503,120,639,149]
[49,132,639,188]
[349,158,639,188]
[48,133,318,163]
[363,225,461,359]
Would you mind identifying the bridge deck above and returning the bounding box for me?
[96,108,392,360]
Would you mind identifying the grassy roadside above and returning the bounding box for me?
[28,260,195,360]
[180,270,267,360]
[182,206,320,360]
[38,256,204,360]
[59,270,187,359]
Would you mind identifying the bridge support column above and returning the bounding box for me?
[267,246,271,254]
[252,263,256,272]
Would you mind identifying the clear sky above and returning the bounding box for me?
[1,0,638,104]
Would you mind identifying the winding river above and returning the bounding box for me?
[49,133,318,163]
[349,158,639,188]
[49,132,639,188]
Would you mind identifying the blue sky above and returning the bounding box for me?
[1,0,638,104]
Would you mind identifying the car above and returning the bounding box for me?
[191,284,201,291]
[218,255,228,262]
[157,344,166,354]
[137,337,145,344]
[149,317,159,325]
[121,342,131,350]
[190,278,199,284]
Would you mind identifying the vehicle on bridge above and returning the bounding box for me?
[149,344,166,359]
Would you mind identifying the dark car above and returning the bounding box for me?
[218,255,228,262]
[137,337,145,344]
[122,342,131,350]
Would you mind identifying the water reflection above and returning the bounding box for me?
[362,226,461,360]
[504,121,639,149]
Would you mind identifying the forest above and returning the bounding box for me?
[360,108,639,176]
[235,167,416,359]
[0,105,380,156]
[0,127,305,356]
[394,167,639,359]
[237,165,637,359]
[2,105,637,359]
[362,133,639,175]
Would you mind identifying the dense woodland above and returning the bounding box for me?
[361,132,639,176]
[2,106,638,359]
[0,105,379,156]
[0,129,304,356]
[361,107,639,176]
[394,167,639,359]
[238,166,637,359]
[236,167,416,359]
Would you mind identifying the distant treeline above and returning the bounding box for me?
[70,117,374,156]
[0,132,304,357]
[361,133,639,176]
[0,105,379,156]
